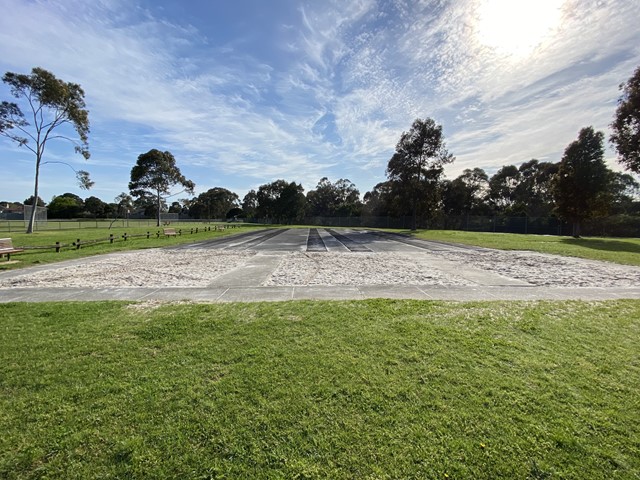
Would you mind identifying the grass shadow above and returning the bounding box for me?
[561,237,640,255]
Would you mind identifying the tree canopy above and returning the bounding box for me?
[553,127,612,237]
[255,180,306,222]
[189,187,240,219]
[129,149,195,227]
[306,177,362,217]
[0,67,91,232]
[386,118,454,229]
[610,65,640,173]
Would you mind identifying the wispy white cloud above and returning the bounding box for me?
[0,0,638,204]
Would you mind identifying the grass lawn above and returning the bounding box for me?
[1,299,638,479]
[0,223,265,271]
[409,230,640,266]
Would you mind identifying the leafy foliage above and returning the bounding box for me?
[242,190,258,218]
[129,149,195,226]
[306,177,362,217]
[553,127,612,236]
[0,67,91,232]
[255,180,306,222]
[386,118,454,228]
[610,65,640,173]
[188,187,239,219]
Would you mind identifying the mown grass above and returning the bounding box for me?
[1,299,638,479]
[409,230,640,266]
[0,223,265,271]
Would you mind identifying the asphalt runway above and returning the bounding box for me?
[177,228,481,254]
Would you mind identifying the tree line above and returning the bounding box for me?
[2,66,640,235]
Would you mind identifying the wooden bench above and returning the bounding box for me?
[163,228,177,237]
[0,238,24,261]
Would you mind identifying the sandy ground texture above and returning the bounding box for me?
[0,250,256,288]
[265,252,473,286]
[435,249,640,287]
[1,247,639,288]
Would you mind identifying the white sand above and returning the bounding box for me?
[1,247,639,289]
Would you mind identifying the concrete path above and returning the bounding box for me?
[1,228,639,303]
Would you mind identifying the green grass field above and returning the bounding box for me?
[1,300,638,479]
[410,230,640,266]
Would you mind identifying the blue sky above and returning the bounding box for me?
[1,0,639,205]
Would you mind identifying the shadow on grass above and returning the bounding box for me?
[561,237,640,255]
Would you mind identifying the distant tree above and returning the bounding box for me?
[226,207,244,219]
[23,195,46,207]
[610,65,640,173]
[133,192,166,219]
[0,67,92,233]
[84,196,107,217]
[515,159,558,216]
[114,192,133,218]
[609,172,640,214]
[443,168,490,215]
[307,177,362,217]
[129,149,195,227]
[489,165,520,213]
[189,187,240,219]
[553,127,612,237]
[363,181,405,217]
[256,180,306,222]
[168,201,183,214]
[387,118,454,229]
[242,190,258,218]
[48,194,83,219]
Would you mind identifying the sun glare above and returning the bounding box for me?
[475,0,564,58]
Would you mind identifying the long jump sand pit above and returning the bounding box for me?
[1,245,639,289]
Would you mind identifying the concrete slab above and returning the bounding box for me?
[417,286,500,301]
[140,287,228,302]
[218,286,294,303]
[358,285,429,300]
[208,254,283,287]
[293,286,363,301]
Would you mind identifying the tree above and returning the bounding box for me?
[387,118,454,229]
[114,192,133,218]
[609,172,640,214]
[256,180,306,222]
[1,67,92,233]
[443,168,490,215]
[189,187,240,219]
[363,181,406,217]
[515,159,558,216]
[553,127,612,237]
[489,165,520,213]
[128,149,195,227]
[84,196,108,217]
[242,190,258,218]
[610,65,640,173]
[23,195,45,207]
[48,194,83,219]
[226,207,244,219]
[306,177,362,217]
